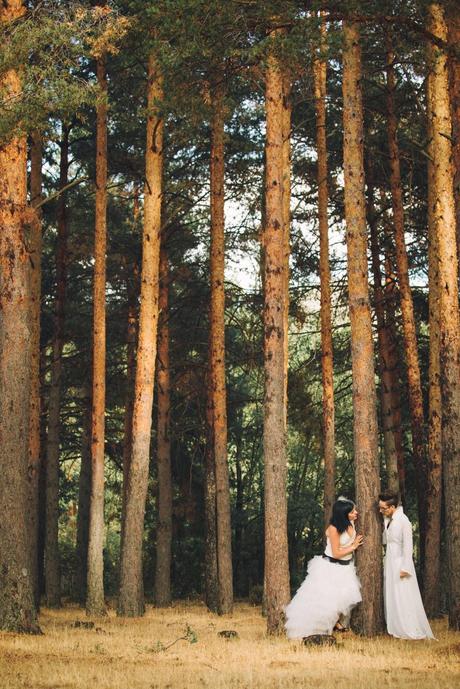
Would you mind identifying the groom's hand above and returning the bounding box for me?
[399,570,410,578]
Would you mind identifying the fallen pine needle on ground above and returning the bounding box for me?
[0,602,458,689]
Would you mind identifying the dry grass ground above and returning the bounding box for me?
[0,602,459,689]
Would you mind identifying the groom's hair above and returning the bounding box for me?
[379,491,399,507]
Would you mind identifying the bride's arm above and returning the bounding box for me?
[327,526,362,558]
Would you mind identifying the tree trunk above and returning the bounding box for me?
[380,203,406,502]
[118,54,164,617]
[155,241,173,607]
[86,54,108,617]
[366,172,400,493]
[314,22,336,526]
[204,388,219,612]
[282,68,291,431]
[423,85,442,616]
[209,75,233,614]
[234,438,244,596]
[342,20,383,636]
[121,260,138,553]
[263,38,291,635]
[37,347,48,601]
[45,123,70,609]
[75,384,92,604]
[29,130,43,608]
[0,0,39,634]
[427,3,460,630]
[447,9,460,258]
[386,41,428,555]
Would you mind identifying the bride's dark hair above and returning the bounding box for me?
[329,498,355,534]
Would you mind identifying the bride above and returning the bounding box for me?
[285,497,363,639]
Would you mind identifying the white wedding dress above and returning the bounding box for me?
[383,506,434,639]
[285,528,362,639]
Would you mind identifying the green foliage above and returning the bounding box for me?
[0,1,128,142]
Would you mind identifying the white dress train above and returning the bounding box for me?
[383,506,435,640]
[285,528,362,639]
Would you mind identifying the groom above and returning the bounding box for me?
[378,491,434,639]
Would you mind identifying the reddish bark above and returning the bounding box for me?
[427,3,460,630]
[314,22,336,525]
[86,54,108,616]
[0,0,39,634]
[155,241,173,607]
[118,55,164,617]
[263,36,291,635]
[209,75,233,614]
[342,20,383,636]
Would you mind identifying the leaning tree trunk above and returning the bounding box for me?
[263,37,291,635]
[427,3,460,631]
[209,75,233,614]
[423,90,442,616]
[86,53,108,617]
[155,240,173,607]
[29,130,43,608]
[366,171,400,493]
[117,54,164,617]
[342,20,383,637]
[44,123,70,609]
[386,41,428,556]
[0,0,39,634]
[314,21,336,526]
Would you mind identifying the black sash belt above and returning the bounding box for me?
[322,553,352,566]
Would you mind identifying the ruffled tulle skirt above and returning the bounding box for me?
[285,555,362,639]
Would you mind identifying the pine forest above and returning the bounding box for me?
[0,1,459,688]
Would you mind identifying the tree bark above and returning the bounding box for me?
[423,86,442,616]
[121,259,138,553]
[282,67,291,432]
[379,203,406,502]
[204,388,219,612]
[0,0,39,634]
[386,40,428,555]
[155,240,173,607]
[314,22,336,526]
[263,38,291,635]
[37,347,48,601]
[209,75,233,615]
[44,123,70,609]
[342,20,383,636]
[118,54,164,617]
[427,3,460,630]
[75,384,92,604]
[86,54,108,617]
[29,130,43,608]
[366,172,400,493]
[447,9,460,258]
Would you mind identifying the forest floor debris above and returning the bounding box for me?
[0,602,458,689]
